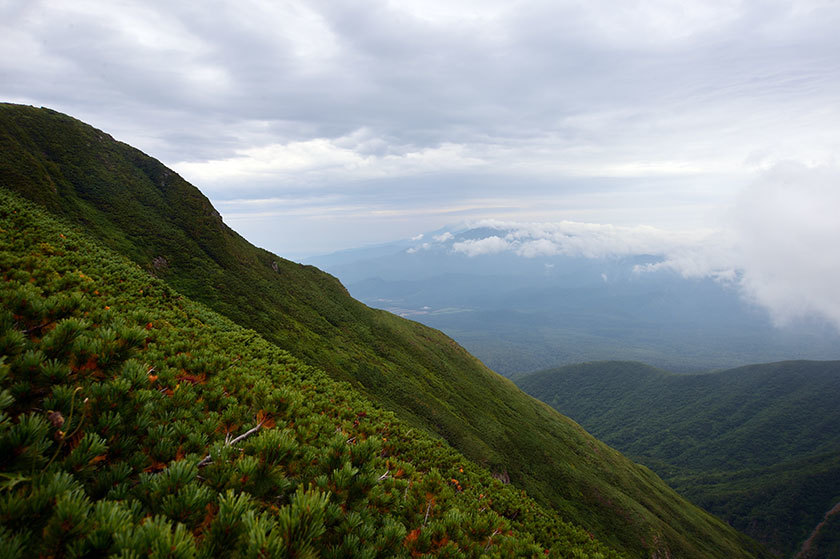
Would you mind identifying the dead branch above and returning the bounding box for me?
[197,422,264,468]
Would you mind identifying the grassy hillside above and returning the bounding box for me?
[0,188,624,558]
[515,361,840,557]
[0,103,769,558]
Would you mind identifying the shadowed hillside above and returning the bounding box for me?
[516,360,840,557]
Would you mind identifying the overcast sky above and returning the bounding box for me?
[3,0,840,326]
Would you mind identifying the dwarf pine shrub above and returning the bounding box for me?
[0,189,623,557]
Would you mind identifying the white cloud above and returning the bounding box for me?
[406,242,431,254]
[641,162,840,329]
[439,163,840,332]
[452,236,510,257]
[731,162,840,327]
[433,232,454,242]
[516,238,559,258]
[172,136,486,188]
[461,219,712,259]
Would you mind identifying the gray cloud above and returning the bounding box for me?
[6,1,839,153]
[2,0,839,277]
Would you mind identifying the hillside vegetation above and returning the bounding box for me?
[1,103,769,558]
[0,188,624,558]
[515,361,840,558]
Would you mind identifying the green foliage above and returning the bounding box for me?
[0,189,623,558]
[517,360,840,557]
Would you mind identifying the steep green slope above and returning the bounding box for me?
[0,103,769,558]
[0,188,623,558]
[516,361,840,557]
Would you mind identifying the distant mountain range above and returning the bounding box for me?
[515,360,840,558]
[308,229,840,375]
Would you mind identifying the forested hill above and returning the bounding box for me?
[0,187,624,558]
[516,360,840,558]
[0,102,769,558]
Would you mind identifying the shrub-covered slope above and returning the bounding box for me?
[0,103,769,558]
[0,188,626,558]
[515,361,840,557]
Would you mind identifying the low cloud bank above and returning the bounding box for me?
[449,220,710,259]
[648,163,840,328]
[729,162,840,327]
[445,163,840,330]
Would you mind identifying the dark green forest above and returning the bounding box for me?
[516,361,840,558]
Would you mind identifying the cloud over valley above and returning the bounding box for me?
[425,162,840,330]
